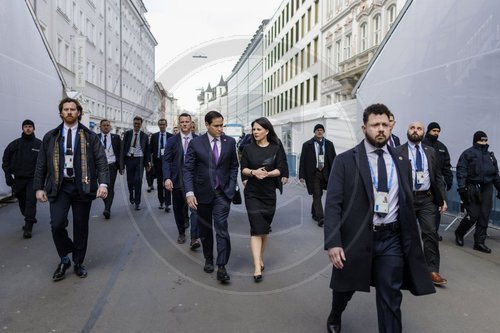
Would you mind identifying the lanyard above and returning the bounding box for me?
[367,153,395,192]
[63,127,76,154]
[408,143,425,171]
[101,134,111,149]
[314,139,325,155]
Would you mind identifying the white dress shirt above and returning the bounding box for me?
[101,133,116,164]
[127,131,143,157]
[407,141,430,191]
[63,123,78,178]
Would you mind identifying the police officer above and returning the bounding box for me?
[455,131,500,253]
[2,120,42,238]
[422,122,453,240]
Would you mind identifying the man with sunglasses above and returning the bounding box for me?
[455,131,500,253]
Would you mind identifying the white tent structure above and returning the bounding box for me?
[354,0,500,222]
[0,1,62,198]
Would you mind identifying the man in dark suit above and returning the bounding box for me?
[388,112,401,147]
[98,119,123,219]
[163,113,200,248]
[184,111,239,282]
[397,121,448,285]
[324,104,435,333]
[299,124,336,227]
[150,118,173,211]
[122,116,150,210]
[34,97,109,281]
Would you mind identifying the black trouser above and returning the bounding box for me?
[13,177,37,224]
[103,163,118,212]
[154,159,171,206]
[414,193,440,273]
[172,187,199,238]
[311,170,326,221]
[125,157,144,205]
[456,182,493,245]
[50,180,92,264]
[331,229,404,333]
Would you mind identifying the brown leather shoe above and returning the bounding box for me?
[190,238,200,250]
[177,234,186,244]
[430,272,447,285]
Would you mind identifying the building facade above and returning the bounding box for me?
[226,20,268,129]
[197,77,228,130]
[29,0,157,133]
[263,0,322,120]
[321,0,405,104]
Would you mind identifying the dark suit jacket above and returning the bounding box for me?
[324,141,435,296]
[391,134,401,147]
[98,133,123,171]
[162,133,198,188]
[396,142,446,206]
[33,122,110,202]
[299,137,336,195]
[150,131,173,162]
[183,134,239,203]
[122,130,149,167]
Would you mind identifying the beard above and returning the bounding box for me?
[365,132,389,148]
[407,132,423,143]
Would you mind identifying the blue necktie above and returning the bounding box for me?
[415,145,422,189]
[376,149,387,217]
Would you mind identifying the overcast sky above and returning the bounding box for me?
[143,0,282,111]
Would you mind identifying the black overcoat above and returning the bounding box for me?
[299,137,336,195]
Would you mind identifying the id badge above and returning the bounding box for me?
[374,191,389,214]
[160,148,165,156]
[105,148,111,156]
[318,154,324,164]
[129,146,135,155]
[64,155,74,169]
[416,171,425,185]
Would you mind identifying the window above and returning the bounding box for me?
[373,14,381,45]
[326,45,333,75]
[289,88,293,109]
[295,53,299,76]
[295,22,299,42]
[294,85,298,107]
[290,27,294,48]
[315,1,319,24]
[300,82,304,105]
[307,43,311,67]
[327,0,334,17]
[306,79,310,103]
[57,37,63,63]
[314,37,318,63]
[300,49,304,72]
[360,23,367,52]
[388,5,397,28]
[284,91,288,110]
[344,34,351,59]
[313,75,318,101]
[301,15,305,38]
[307,7,311,32]
[335,40,342,72]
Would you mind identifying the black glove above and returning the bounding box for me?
[5,176,14,187]
[458,187,469,203]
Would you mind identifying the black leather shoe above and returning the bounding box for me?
[22,222,33,239]
[203,259,214,273]
[253,275,262,283]
[74,264,88,278]
[455,230,464,247]
[159,203,164,209]
[165,206,171,213]
[135,204,141,211]
[52,260,71,281]
[217,265,230,282]
[327,311,342,333]
[103,210,110,219]
[473,243,492,253]
[129,193,134,205]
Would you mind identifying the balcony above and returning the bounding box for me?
[332,45,378,95]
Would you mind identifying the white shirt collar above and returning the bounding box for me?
[207,133,218,142]
[364,139,389,155]
[181,132,193,139]
[408,141,421,149]
[64,123,78,132]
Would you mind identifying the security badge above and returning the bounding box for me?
[374,191,389,214]
[105,148,111,156]
[64,155,74,169]
[318,154,324,164]
[416,171,425,184]
[129,146,135,155]
[160,148,165,155]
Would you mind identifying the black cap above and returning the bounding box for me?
[314,124,325,132]
[426,122,440,133]
[473,131,487,143]
[22,119,35,129]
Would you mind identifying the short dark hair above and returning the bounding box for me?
[251,117,280,145]
[58,97,83,121]
[100,119,110,125]
[362,104,392,125]
[158,118,167,125]
[179,112,191,120]
[133,116,143,123]
[205,110,223,125]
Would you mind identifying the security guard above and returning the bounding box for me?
[455,131,500,253]
[2,120,41,238]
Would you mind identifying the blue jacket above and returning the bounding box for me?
[162,133,197,189]
[456,143,500,190]
[183,134,239,203]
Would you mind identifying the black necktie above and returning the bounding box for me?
[160,133,164,157]
[415,145,423,189]
[376,149,387,192]
[317,140,324,171]
[103,134,107,148]
[66,128,73,176]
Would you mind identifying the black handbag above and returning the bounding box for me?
[232,185,242,205]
